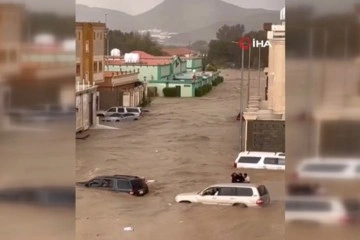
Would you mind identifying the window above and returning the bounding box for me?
[77,32,81,40]
[100,33,103,40]
[202,187,219,196]
[130,179,145,190]
[93,62,98,73]
[278,158,285,165]
[88,179,102,187]
[108,107,117,112]
[0,50,6,63]
[117,180,131,189]
[126,108,139,113]
[218,187,236,196]
[303,164,347,172]
[76,63,81,75]
[257,185,269,196]
[236,187,253,196]
[117,108,125,113]
[356,165,360,173]
[9,50,17,62]
[101,179,114,189]
[123,113,134,117]
[93,32,96,40]
[286,201,332,212]
[99,61,103,72]
[237,157,261,164]
[264,158,279,165]
[184,85,191,87]
[110,113,122,117]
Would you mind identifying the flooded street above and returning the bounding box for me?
[76,69,284,240]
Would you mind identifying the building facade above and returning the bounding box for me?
[242,7,285,152]
[76,22,106,85]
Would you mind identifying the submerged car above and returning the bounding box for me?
[101,113,140,122]
[175,183,270,208]
[77,175,149,196]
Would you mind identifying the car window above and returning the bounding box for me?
[257,185,269,196]
[218,187,237,196]
[278,158,285,165]
[264,158,279,165]
[117,108,125,113]
[117,180,131,189]
[108,107,116,112]
[202,187,219,196]
[100,179,114,189]
[356,165,360,173]
[88,179,102,187]
[343,199,360,214]
[237,157,261,164]
[303,164,347,172]
[126,108,139,113]
[123,113,133,117]
[130,179,146,190]
[235,187,253,196]
[110,113,122,117]
[286,200,332,212]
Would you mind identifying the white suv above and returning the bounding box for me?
[175,183,270,208]
[97,107,142,117]
[234,151,285,170]
[286,196,359,225]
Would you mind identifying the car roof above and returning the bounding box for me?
[210,183,262,188]
[238,151,285,157]
[93,175,142,180]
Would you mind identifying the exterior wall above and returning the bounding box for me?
[267,24,285,115]
[0,5,23,77]
[76,86,97,132]
[186,58,202,71]
[106,65,158,82]
[159,65,171,79]
[76,22,106,85]
[148,82,167,97]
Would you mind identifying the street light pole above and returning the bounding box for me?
[258,46,261,96]
[105,14,109,56]
[240,47,244,151]
[247,46,251,101]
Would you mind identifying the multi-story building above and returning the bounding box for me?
[76,22,106,85]
[0,4,23,129]
[242,7,285,152]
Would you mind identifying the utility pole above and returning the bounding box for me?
[105,14,109,56]
[240,48,245,151]
[247,46,251,101]
[258,46,261,96]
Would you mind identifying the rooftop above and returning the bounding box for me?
[162,47,198,57]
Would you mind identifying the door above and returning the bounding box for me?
[257,185,271,206]
[116,180,132,193]
[82,93,90,130]
[76,95,82,131]
[198,187,220,205]
[175,86,181,97]
[123,92,130,107]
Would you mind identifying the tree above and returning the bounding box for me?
[191,40,208,53]
[108,30,165,56]
[216,24,245,42]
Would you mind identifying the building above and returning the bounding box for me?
[105,50,219,97]
[76,22,106,85]
[0,4,23,129]
[76,83,98,133]
[97,70,145,109]
[242,7,285,152]
[0,4,23,78]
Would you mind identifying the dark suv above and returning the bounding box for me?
[77,175,149,196]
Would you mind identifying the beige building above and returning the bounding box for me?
[242,7,285,152]
[76,22,106,85]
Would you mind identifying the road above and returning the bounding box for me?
[76,69,284,240]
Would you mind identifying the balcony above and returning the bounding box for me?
[101,71,139,87]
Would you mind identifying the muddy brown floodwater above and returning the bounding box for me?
[76,69,285,240]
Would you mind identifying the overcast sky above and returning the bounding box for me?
[75,0,285,15]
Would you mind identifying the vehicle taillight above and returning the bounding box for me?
[339,216,355,225]
[256,199,264,205]
[129,191,134,195]
[233,163,237,168]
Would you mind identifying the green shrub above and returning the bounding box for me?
[163,87,178,97]
[212,76,224,86]
[206,63,217,72]
[195,83,213,97]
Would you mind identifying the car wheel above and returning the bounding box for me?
[179,201,191,204]
[233,203,247,208]
[134,118,138,121]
